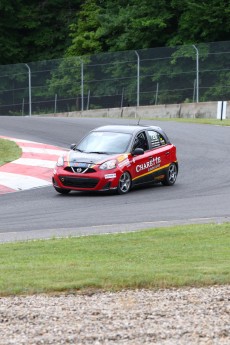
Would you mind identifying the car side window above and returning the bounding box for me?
[133,131,149,151]
[148,130,166,148]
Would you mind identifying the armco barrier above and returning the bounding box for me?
[40,101,230,120]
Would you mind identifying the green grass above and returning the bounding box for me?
[142,118,230,126]
[90,116,230,126]
[0,138,22,166]
[0,223,229,296]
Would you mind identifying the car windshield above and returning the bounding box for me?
[77,131,132,154]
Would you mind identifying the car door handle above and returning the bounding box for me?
[165,152,170,155]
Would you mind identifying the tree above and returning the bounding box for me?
[0,1,23,64]
[0,0,81,64]
[66,0,104,57]
[66,0,178,56]
[169,0,230,45]
[102,0,176,51]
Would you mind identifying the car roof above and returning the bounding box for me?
[92,125,163,135]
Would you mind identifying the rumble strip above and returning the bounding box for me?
[0,136,66,194]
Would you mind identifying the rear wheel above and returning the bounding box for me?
[162,163,177,186]
[117,171,132,195]
[54,186,71,194]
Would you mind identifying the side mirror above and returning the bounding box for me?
[132,147,144,156]
[70,143,76,150]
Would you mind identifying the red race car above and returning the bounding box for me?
[52,125,178,195]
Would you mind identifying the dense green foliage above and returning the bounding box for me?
[0,0,81,64]
[170,0,230,45]
[0,0,230,64]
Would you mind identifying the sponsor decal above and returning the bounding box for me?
[70,162,89,168]
[118,158,130,168]
[136,157,161,173]
[105,173,116,179]
[155,174,165,180]
[117,154,128,163]
[133,163,170,182]
[67,152,71,167]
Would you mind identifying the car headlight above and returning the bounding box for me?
[57,156,64,167]
[99,159,117,170]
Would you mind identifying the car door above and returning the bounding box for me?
[146,129,172,181]
[130,130,157,186]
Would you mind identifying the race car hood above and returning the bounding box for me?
[65,150,116,165]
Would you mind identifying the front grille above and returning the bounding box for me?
[59,176,99,188]
[100,182,111,191]
[64,167,96,173]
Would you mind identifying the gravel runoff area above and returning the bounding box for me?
[0,285,229,345]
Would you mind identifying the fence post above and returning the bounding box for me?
[155,83,159,105]
[193,79,196,102]
[87,90,90,110]
[192,45,199,103]
[79,58,84,112]
[120,88,124,108]
[22,98,24,116]
[135,51,140,107]
[54,94,57,114]
[25,64,32,116]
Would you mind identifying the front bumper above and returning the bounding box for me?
[53,167,120,192]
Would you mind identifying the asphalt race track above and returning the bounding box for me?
[0,116,229,242]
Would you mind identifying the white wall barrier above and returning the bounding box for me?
[217,101,227,120]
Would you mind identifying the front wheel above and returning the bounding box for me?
[162,163,178,186]
[54,186,71,194]
[117,171,132,195]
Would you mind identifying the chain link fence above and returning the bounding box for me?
[0,41,230,116]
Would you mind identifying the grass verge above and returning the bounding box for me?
[142,118,230,126]
[0,223,229,296]
[0,138,22,166]
[91,116,230,126]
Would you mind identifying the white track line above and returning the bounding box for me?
[21,147,65,155]
[12,158,56,168]
[0,172,51,190]
[0,136,65,193]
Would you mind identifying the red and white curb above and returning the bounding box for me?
[0,136,66,194]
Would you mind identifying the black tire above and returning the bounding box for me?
[54,186,71,194]
[117,171,132,195]
[162,163,177,186]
